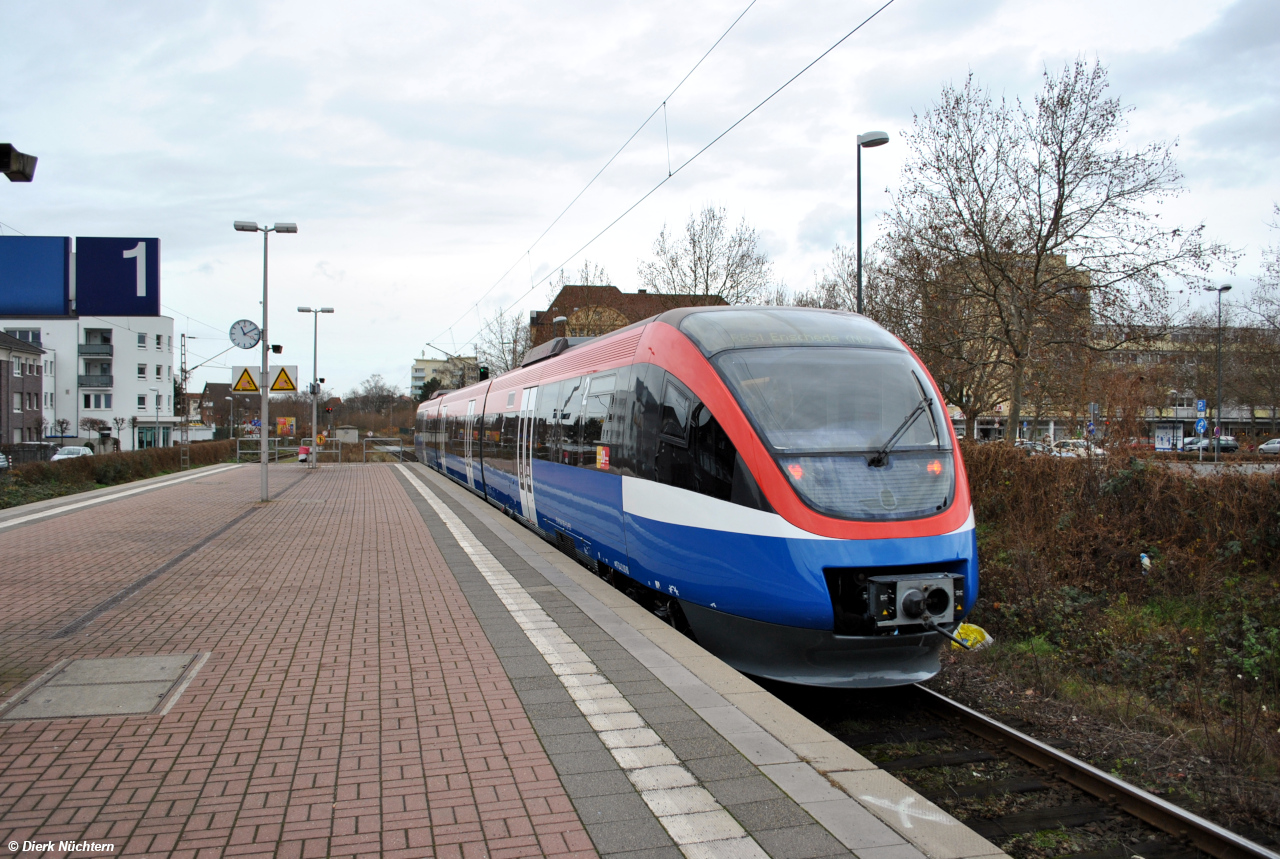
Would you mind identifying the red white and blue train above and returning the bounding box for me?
[415,306,978,687]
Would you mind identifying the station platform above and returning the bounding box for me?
[0,462,1008,859]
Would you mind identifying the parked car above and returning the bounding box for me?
[0,452,8,471]
[50,446,93,461]
[1258,438,1280,455]
[1182,435,1239,453]
[1014,440,1066,457]
[1052,439,1107,457]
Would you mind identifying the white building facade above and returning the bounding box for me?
[2,317,176,449]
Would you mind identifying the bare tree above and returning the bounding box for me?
[344,375,401,413]
[553,260,612,288]
[638,205,774,305]
[888,58,1235,432]
[794,245,858,310]
[476,308,531,375]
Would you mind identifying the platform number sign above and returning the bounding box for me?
[122,241,146,296]
[74,237,161,316]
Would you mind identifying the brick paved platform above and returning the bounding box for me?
[0,463,1007,859]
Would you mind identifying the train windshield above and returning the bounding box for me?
[712,346,954,521]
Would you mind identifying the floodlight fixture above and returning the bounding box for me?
[1,144,37,182]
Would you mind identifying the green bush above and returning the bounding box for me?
[10,440,235,489]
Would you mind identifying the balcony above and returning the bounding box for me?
[78,375,113,388]
[78,344,114,356]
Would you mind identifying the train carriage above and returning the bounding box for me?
[416,306,978,687]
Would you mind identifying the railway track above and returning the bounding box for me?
[767,682,1279,859]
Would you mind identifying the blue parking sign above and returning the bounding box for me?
[1196,399,1207,414]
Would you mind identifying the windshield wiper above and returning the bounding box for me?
[868,396,932,467]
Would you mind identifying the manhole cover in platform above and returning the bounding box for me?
[0,654,205,720]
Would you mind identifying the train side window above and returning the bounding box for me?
[498,410,519,472]
[579,374,616,469]
[690,404,734,501]
[481,411,502,465]
[659,380,691,445]
[533,380,560,461]
[556,377,584,466]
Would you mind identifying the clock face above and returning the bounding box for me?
[230,319,262,349]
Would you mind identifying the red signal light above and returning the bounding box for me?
[787,463,804,480]
[926,459,942,475]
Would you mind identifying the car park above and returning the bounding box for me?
[50,446,93,461]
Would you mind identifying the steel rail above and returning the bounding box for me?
[915,685,1279,859]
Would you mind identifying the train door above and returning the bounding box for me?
[463,398,477,489]
[516,386,538,524]
[436,404,448,471]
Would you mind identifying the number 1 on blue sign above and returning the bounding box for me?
[123,241,146,297]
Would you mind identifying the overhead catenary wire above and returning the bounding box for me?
[427,0,760,346]
[453,0,899,349]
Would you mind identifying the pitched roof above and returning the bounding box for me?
[0,331,45,354]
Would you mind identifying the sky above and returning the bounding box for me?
[2,0,1276,396]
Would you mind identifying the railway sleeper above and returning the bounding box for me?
[838,725,951,748]
[967,803,1114,840]
[882,748,997,771]
[926,776,1052,800]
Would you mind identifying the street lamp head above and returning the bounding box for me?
[272,223,298,234]
[1,144,37,182]
[234,221,260,232]
[1220,284,1232,293]
[857,130,890,148]
[298,306,312,313]
[553,316,568,324]
[320,307,334,313]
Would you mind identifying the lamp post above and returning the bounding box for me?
[225,396,234,440]
[235,220,298,501]
[855,131,890,315]
[298,306,334,468]
[1206,284,1232,463]
[148,387,160,449]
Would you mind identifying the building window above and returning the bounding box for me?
[104,394,112,409]
[167,395,172,409]
[13,394,20,412]
[11,361,18,377]
[137,364,147,379]
[166,366,171,379]
[155,334,162,351]
[167,336,172,351]
[138,395,147,410]
[138,332,147,348]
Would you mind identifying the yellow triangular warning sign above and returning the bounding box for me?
[270,366,296,392]
[233,368,259,392]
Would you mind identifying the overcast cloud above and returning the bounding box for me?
[2,0,1275,394]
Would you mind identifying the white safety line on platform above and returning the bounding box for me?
[398,465,769,859]
[0,463,242,532]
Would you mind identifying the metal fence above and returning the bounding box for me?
[362,437,407,462]
[234,437,287,463]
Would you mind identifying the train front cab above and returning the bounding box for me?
[415,308,978,688]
